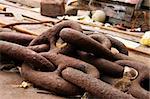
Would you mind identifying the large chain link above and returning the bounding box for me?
[0,20,149,98]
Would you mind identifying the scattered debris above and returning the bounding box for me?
[18,81,32,89]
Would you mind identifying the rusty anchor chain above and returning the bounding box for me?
[0,20,149,98]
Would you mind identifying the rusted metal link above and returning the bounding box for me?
[60,28,129,61]
[20,20,90,95]
[62,67,135,99]
[115,60,150,99]
[60,28,115,60]
[0,32,49,53]
[27,44,49,53]
[106,36,128,55]
[88,34,112,49]
[29,20,82,46]
[21,63,82,96]
[0,32,35,46]
[21,52,99,96]
[1,20,147,98]
[113,53,134,61]
[77,51,124,77]
[0,41,55,71]
[41,52,99,78]
[28,20,82,54]
[88,33,128,55]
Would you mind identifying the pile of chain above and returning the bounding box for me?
[0,20,149,99]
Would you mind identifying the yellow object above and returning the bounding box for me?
[140,31,150,46]
[0,4,6,11]
[19,81,32,88]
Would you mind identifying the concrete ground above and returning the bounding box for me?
[0,71,64,99]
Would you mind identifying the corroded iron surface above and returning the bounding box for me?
[0,20,149,98]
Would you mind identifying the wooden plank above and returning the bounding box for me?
[61,16,143,38]
[0,1,58,22]
[82,25,141,43]
[0,1,59,35]
[129,45,150,56]
[2,1,143,38]
[82,25,150,56]
[78,20,143,38]
[6,0,41,8]
[109,35,150,56]
[129,50,150,66]
[0,15,50,35]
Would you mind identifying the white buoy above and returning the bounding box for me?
[92,10,106,22]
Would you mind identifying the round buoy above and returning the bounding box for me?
[92,10,106,22]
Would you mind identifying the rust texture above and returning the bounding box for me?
[21,52,99,95]
[60,28,117,60]
[41,0,65,17]
[106,36,128,55]
[0,41,55,71]
[20,20,99,95]
[27,44,49,52]
[88,34,112,49]
[60,28,130,61]
[76,51,124,77]
[62,67,135,99]
[0,20,149,98]
[116,60,150,99]
[0,32,35,46]
[29,20,82,46]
